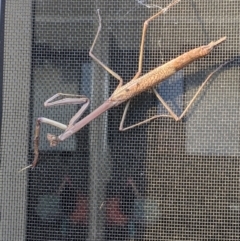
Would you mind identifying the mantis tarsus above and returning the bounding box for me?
[28,0,227,169]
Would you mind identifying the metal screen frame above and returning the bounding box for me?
[0,0,5,139]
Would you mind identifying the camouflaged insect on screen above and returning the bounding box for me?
[1,0,240,240]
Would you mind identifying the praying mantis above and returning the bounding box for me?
[29,0,227,169]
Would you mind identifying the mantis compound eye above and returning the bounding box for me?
[47,133,60,147]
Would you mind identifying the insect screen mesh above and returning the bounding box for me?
[1,0,240,240]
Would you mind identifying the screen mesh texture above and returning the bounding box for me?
[1,0,240,240]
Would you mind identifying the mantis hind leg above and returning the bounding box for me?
[153,61,230,122]
[119,61,229,131]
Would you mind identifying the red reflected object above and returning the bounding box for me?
[106,197,128,226]
[70,194,89,225]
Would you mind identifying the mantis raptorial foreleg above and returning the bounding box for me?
[44,93,90,131]
[28,93,90,169]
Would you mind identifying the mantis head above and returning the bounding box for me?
[47,133,61,147]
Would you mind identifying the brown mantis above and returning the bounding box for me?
[27,0,227,169]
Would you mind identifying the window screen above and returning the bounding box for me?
[1,0,240,240]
